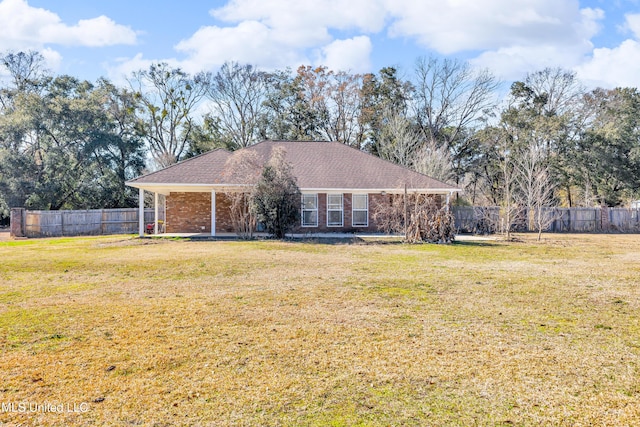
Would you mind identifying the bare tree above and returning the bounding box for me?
[377,107,454,185]
[412,56,499,184]
[480,124,521,240]
[322,70,366,148]
[500,149,520,241]
[208,62,268,150]
[377,109,421,167]
[412,138,454,183]
[285,66,366,147]
[1,50,49,93]
[222,150,262,238]
[516,142,557,240]
[130,63,210,168]
[524,68,584,116]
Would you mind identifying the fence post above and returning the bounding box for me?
[10,208,26,237]
[600,205,610,232]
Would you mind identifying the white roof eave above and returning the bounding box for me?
[126,181,461,196]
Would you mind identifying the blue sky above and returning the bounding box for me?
[1,0,640,88]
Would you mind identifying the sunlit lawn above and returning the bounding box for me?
[1,233,639,426]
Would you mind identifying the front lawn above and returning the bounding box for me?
[1,234,639,426]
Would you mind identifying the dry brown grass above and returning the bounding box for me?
[0,233,639,426]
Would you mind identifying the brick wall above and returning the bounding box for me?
[293,193,392,233]
[165,192,236,234]
[166,191,443,234]
[215,193,234,233]
[166,192,211,233]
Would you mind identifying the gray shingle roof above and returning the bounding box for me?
[127,141,458,192]
[128,148,232,184]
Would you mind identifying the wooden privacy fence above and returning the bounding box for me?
[9,206,640,238]
[453,206,640,233]
[10,208,164,238]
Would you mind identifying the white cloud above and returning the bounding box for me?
[385,0,598,54]
[88,0,639,90]
[382,0,605,82]
[572,13,640,88]
[470,36,598,81]
[177,0,605,81]
[317,36,372,72]
[0,0,138,81]
[622,13,640,39]
[40,47,62,71]
[0,0,137,49]
[170,0,386,73]
[575,39,640,88]
[40,15,137,47]
[212,0,388,35]
[174,20,308,72]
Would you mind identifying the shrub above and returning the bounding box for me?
[373,193,455,243]
[251,148,300,239]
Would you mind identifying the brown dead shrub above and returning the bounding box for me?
[373,194,455,243]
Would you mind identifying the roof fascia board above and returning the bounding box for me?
[299,188,461,194]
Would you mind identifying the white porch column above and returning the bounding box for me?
[211,191,216,237]
[138,188,145,237]
[154,192,159,234]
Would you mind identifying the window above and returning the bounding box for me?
[352,194,368,227]
[301,194,318,227]
[327,194,343,227]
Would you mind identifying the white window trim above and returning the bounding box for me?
[301,193,318,227]
[327,193,344,227]
[352,194,369,227]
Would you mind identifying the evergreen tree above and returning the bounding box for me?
[251,148,300,239]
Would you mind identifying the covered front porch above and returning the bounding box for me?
[133,184,246,238]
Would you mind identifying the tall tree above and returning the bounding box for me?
[0,51,50,214]
[184,113,234,157]
[0,55,145,213]
[263,66,366,147]
[318,68,366,148]
[360,67,413,154]
[512,69,585,206]
[516,142,557,239]
[90,79,146,207]
[263,68,318,141]
[1,76,114,210]
[412,57,499,186]
[130,63,210,168]
[575,88,640,206]
[208,62,268,150]
[0,50,49,98]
